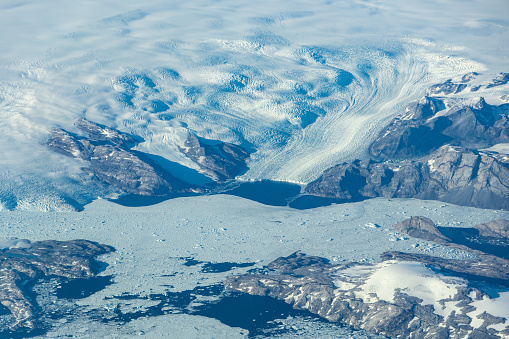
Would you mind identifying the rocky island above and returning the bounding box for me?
[226,217,509,338]
[0,238,114,330]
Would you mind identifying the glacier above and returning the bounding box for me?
[0,0,507,210]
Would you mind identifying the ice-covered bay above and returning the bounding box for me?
[1,195,508,337]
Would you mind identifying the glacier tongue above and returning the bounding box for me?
[0,0,504,210]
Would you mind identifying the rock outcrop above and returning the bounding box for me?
[389,216,509,281]
[226,251,509,338]
[226,216,509,338]
[74,117,136,147]
[305,145,509,210]
[48,118,189,196]
[305,74,509,211]
[474,219,509,239]
[487,73,509,89]
[369,96,509,160]
[0,239,114,330]
[178,134,250,181]
[391,216,450,243]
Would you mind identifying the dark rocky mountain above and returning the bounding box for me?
[0,239,113,330]
[74,117,136,147]
[226,217,509,338]
[427,80,468,96]
[306,145,509,210]
[487,73,509,89]
[306,74,509,210]
[391,216,450,243]
[226,253,508,338]
[48,118,191,196]
[48,118,251,196]
[474,219,509,239]
[178,134,251,181]
[369,96,509,160]
[425,72,509,94]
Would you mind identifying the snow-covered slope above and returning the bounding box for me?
[1,0,508,210]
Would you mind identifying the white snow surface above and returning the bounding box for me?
[0,0,508,210]
[359,261,465,317]
[468,291,509,331]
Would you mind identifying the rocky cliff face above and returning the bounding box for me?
[178,134,250,181]
[225,217,509,338]
[48,118,189,196]
[305,74,509,211]
[0,239,113,330]
[48,118,251,195]
[226,252,509,338]
[305,145,509,210]
[474,219,509,239]
[369,96,509,160]
[391,216,450,243]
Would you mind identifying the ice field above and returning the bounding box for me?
[0,0,508,210]
[1,195,508,337]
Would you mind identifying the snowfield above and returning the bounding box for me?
[0,0,508,210]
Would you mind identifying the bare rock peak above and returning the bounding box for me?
[392,216,450,243]
[179,133,251,181]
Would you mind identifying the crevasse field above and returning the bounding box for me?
[0,0,509,337]
[1,0,507,209]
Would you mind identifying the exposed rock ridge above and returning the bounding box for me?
[304,74,509,210]
[425,72,509,94]
[226,215,509,338]
[474,219,509,239]
[388,216,509,283]
[226,250,509,338]
[392,216,450,243]
[178,134,251,181]
[305,145,509,210]
[391,216,509,255]
[74,117,136,147]
[48,118,189,196]
[369,96,509,160]
[0,239,114,330]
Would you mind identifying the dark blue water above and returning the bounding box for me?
[289,194,348,209]
[56,276,114,299]
[98,284,328,337]
[109,179,344,210]
[221,180,302,206]
[194,292,328,337]
[179,257,256,273]
[110,191,200,207]
[438,227,509,260]
[201,262,255,273]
